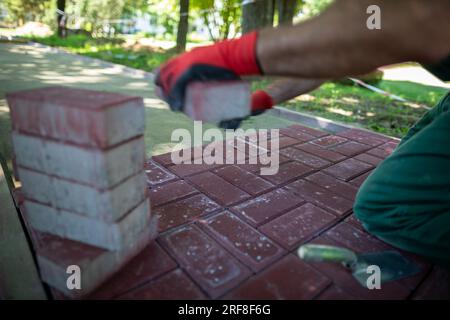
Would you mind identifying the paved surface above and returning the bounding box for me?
[0,42,295,165]
[48,124,449,300]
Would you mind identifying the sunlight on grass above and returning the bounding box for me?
[326,107,353,116]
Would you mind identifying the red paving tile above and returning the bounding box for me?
[153,194,221,232]
[286,180,353,216]
[149,179,197,207]
[159,224,251,298]
[323,158,373,181]
[119,269,207,300]
[259,203,338,250]
[89,242,177,299]
[36,124,446,300]
[213,165,274,196]
[145,160,177,186]
[187,171,251,206]
[295,142,346,163]
[261,161,315,185]
[224,255,331,299]
[280,147,331,169]
[329,141,371,157]
[231,188,304,227]
[198,211,285,272]
[305,172,359,201]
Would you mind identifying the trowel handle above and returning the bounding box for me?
[298,244,357,265]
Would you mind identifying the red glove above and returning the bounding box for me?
[251,90,274,114]
[155,31,262,112]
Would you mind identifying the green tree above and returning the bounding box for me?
[3,0,50,25]
[175,0,190,52]
[241,0,274,34]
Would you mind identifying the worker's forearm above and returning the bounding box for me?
[257,0,450,79]
[264,78,325,104]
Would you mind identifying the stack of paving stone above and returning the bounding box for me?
[7,87,158,298]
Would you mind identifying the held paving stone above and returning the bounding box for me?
[149,179,198,208]
[294,142,346,163]
[118,269,207,300]
[286,180,353,216]
[89,242,177,299]
[224,254,331,300]
[259,203,338,250]
[186,171,251,206]
[305,172,359,201]
[323,158,373,181]
[349,170,373,187]
[198,211,285,272]
[280,147,331,169]
[231,188,304,227]
[159,224,252,299]
[153,194,221,233]
[213,166,274,196]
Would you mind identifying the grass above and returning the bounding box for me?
[27,34,449,138]
[26,34,175,72]
[253,79,448,138]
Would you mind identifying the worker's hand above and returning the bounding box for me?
[250,90,274,115]
[155,31,262,112]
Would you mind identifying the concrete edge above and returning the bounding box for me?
[268,106,400,140]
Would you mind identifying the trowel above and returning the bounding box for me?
[298,244,421,287]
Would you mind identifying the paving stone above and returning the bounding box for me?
[280,147,331,169]
[237,154,290,174]
[12,133,145,189]
[270,135,301,150]
[89,242,177,299]
[282,124,328,139]
[152,152,176,167]
[159,224,251,299]
[344,214,366,231]
[367,141,399,159]
[315,285,358,300]
[295,143,346,163]
[349,170,373,187]
[231,188,304,227]
[323,158,373,181]
[329,141,371,157]
[412,266,450,300]
[7,86,145,148]
[305,172,359,201]
[198,211,285,272]
[24,198,152,250]
[149,179,197,208]
[18,167,148,222]
[310,135,348,148]
[224,254,331,299]
[33,218,158,298]
[337,128,390,147]
[259,203,338,250]
[354,153,384,166]
[286,180,353,216]
[213,166,273,196]
[279,127,317,142]
[145,160,177,186]
[168,162,222,178]
[154,194,220,232]
[118,269,207,300]
[187,171,251,206]
[261,161,315,185]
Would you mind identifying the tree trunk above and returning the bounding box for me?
[57,0,66,38]
[277,0,298,25]
[175,0,189,53]
[241,0,274,34]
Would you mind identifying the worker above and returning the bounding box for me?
[155,0,450,267]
